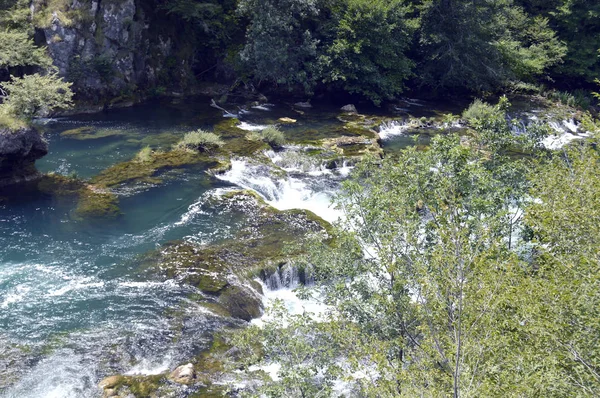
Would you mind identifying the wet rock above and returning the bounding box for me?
[341,104,358,114]
[322,135,383,158]
[103,388,118,398]
[169,363,195,384]
[0,127,48,187]
[218,285,263,321]
[140,192,331,321]
[294,100,312,108]
[278,117,297,123]
[99,375,122,389]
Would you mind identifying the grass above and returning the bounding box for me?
[135,146,153,162]
[261,126,286,148]
[174,129,224,152]
[247,126,286,148]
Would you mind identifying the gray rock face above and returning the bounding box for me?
[41,0,193,102]
[0,128,48,187]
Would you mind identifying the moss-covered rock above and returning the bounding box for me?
[91,149,220,187]
[321,135,383,158]
[98,374,167,398]
[218,285,262,321]
[139,191,331,320]
[37,174,122,219]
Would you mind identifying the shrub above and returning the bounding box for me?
[0,106,27,131]
[0,73,73,119]
[135,146,153,162]
[175,129,224,152]
[462,99,497,122]
[260,126,286,148]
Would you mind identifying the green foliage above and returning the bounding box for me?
[547,1,600,83]
[0,73,73,119]
[462,99,496,122]
[522,143,600,393]
[175,129,224,152]
[417,0,566,92]
[241,110,600,396]
[320,0,414,104]
[0,104,27,130]
[0,30,52,69]
[238,0,323,93]
[464,96,548,152]
[259,126,286,148]
[239,117,547,395]
[233,301,342,397]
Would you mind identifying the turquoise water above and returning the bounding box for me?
[0,96,435,396]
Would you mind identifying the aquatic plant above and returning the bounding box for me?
[247,126,286,148]
[260,126,286,148]
[135,146,153,163]
[175,129,224,152]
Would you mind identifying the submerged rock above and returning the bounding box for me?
[294,100,312,108]
[278,117,297,123]
[0,127,48,187]
[37,174,121,219]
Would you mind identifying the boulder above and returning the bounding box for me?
[98,375,122,390]
[218,284,263,321]
[0,127,48,187]
[341,104,358,114]
[169,363,195,384]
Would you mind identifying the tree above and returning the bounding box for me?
[522,143,600,394]
[0,30,52,70]
[416,0,565,92]
[320,0,414,104]
[0,73,73,119]
[237,0,326,93]
[239,105,551,395]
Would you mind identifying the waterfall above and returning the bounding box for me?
[378,120,410,140]
[216,148,348,223]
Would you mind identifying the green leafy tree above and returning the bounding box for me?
[320,0,414,104]
[522,143,600,394]
[0,73,73,119]
[240,120,548,396]
[0,30,52,69]
[416,0,565,92]
[237,0,325,93]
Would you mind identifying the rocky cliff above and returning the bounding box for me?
[0,127,48,187]
[37,0,197,105]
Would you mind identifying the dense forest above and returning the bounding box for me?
[1,0,599,397]
[1,0,599,114]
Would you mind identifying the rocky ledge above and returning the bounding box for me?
[0,127,48,187]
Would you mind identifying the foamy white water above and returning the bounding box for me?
[378,120,409,140]
[217,156,345,223]
[238,121,270,131]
